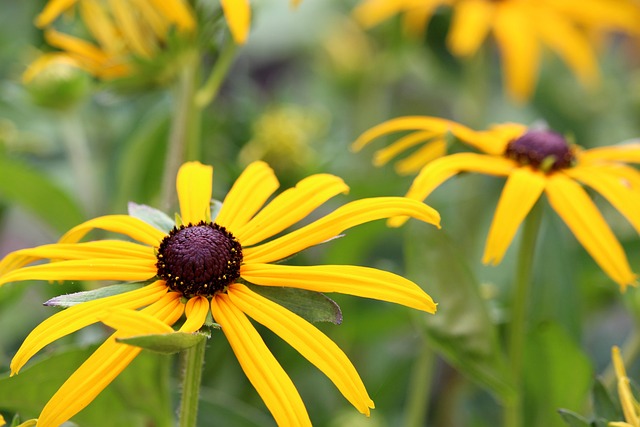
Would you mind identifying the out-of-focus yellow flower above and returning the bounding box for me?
[31,0,195,80]
[610,346,640,427]
[221,0,302,44]
[353,0,640,102]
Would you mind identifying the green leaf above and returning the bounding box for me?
[592,378,622,422]
[0,155,84,233]
[557,409,591,427]
[524,322,593,427]
[117,331,209,354]
[44,283,146,307]
[246,284,343,324]
[128,202,174,233]
[0,346,173,427]
[404,223,514,401]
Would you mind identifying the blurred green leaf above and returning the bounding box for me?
[557,409,591,427]
[404,222,514,401]
[44,284,146,307]
[117,331,209,354]
[592,378,622,423]
[246,284,343,324]
[524,322,592,427]
[0,346,172,427]
[127,202,174,233]
[0,155,84,233]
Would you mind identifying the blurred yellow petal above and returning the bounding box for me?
[177,162,213,225]
[35,0,78,27]
[447,0,494,57]
[352,0,405,28]
[221,0,251,44]
[372,130,439,166]
[11,281,167,375]
[211,294,312,426]
[234,174,349,246]
[130,0,171,39]
[587,164,640,191]
[394,138,447,175]
[492,3,540,102]
[215,161,279,231]
[482,168,546,265]
[579,143,640,164]
[44,29,111,66]
[241,263,437,313]
[545,174,637,290]
[80,0,124,55]
[108,0,156,57]
[244,197,440,264]
[0,258,156,287]
[148,0,195,31]
[228,283,374,415]
[60,214,166,246]
[179,296,209,332]
[22,53,81,84]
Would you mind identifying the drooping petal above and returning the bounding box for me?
[215,161,279,231]
[579,143,640,164]
[35,0,78,27]
[129,0,171,39]
[0,258,156,287]
[492,2,541,102]
[227,283,374,415]
[80,0,125,56]
[59,215,166,246]
[36,292,183,427]
[176,162,213,225]
[210,294,312,426]
[447,0,494,57]
[394,138,448,175]
[179,296,209,332]
[10,281,167,375]
[545,174,637,290]
[109,0,157,57]
[22,53,81,84]
[241,263,437,313]
[99,308,175,336]
[234,174,349,246]
[220,0,251,44]
[388,153,515,227]
[566,166,640,234]
[243,197,440,264]
[585,163,640,191]
[482,168,546,265]
[44,29,112,66]
[148,0,195,31]
[0,240,155,277]
[372,130,439,166]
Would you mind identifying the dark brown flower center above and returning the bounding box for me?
[156,221,243,297]
[505,130,575,172]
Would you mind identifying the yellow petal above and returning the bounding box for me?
[240,263,437,313]
[220,0,251,44]
[372,130,439,166]
[10,281,167,374]
[0,240,154,277]
[177,161,213,225]
[585,164,640,192]
[388,153,515,227]
[613,346,627,380]
[619,377,640,427]
[210,294,312,426]
[228,283,374,415]
[35,0,78,27]
[179,296,209,332]
[44,29,111,66]
[243,197,440,264]
[482,167,546,265]
[148,0,196,32]
[22,53,81,84]
[234,174,349,246]
[545,174,637,290]
[100,308,175,336]
[129,0,171,40]
[567,165,640,234]
[108,0,156,57]
[447,0,494,57]
[352,0,405,28]
[401,1,442,37]
[31,292,182,427]
[215,161,279,231]
[579,143,640,164]
[80,0,125,56]
[394,138,447,175]
[492,3,541,102]
[59,214,166,246]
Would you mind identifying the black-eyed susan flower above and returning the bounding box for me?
[611,346,640,427]
[353,0,640,101]
[222,0,301,44]
[31,0,195,80]
[354,116,640,290]
[0,161,440,426]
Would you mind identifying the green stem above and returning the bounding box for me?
[178,335,206,427]
[195,37,237,109]
[504,201,543,427]
[404,326,435,427]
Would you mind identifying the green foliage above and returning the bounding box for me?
[117,331,209,355]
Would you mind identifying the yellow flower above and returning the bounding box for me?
[222,0,302,44]
[0,161,440,426]
[353,0,640,101]
[610,345,640,427]
[31,0,195,80]
[354,116,640,290]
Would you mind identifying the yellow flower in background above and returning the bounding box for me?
[611,346,640,427]
[221,0,302,44]
[355,116,640,290]
[353,0,640,101]
[30,0,195,80]
[0,161,440,426]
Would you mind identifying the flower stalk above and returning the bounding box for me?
[178,334,207,427]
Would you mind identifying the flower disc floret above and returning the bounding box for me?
[505,130,575,171]
[156,221,243,297]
